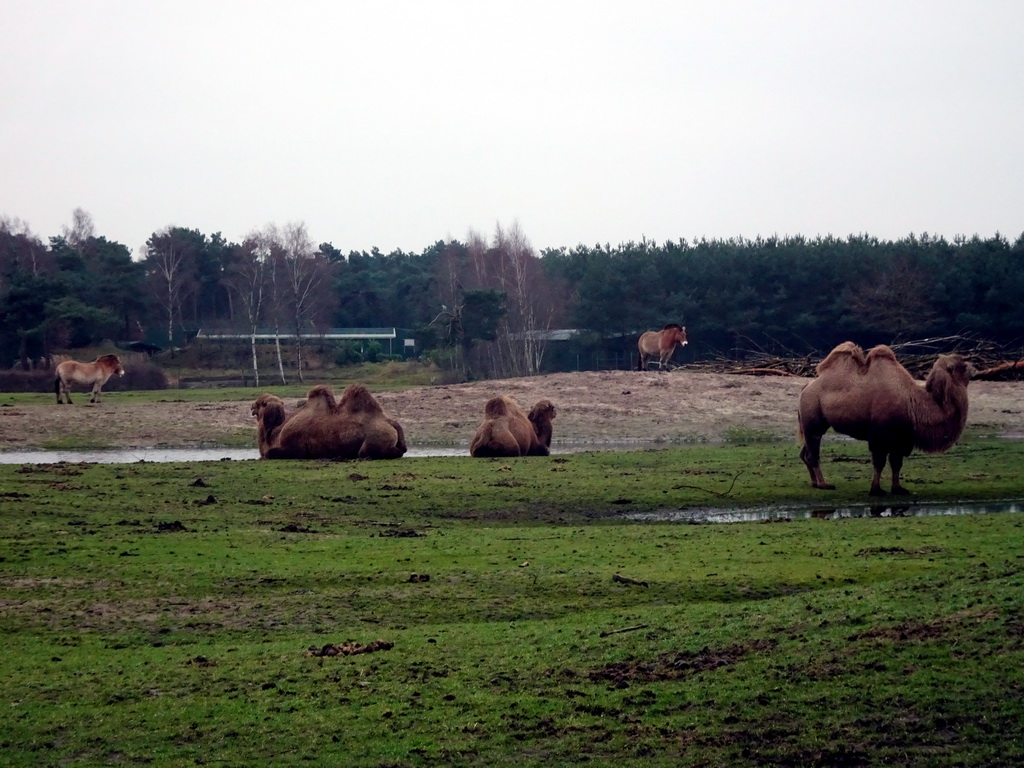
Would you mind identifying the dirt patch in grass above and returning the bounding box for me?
[588,638,777,687]
[1,370,1022,451]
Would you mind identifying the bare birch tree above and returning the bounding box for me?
[460,221,557,377]
[228,230,272,386]
[279,222,332,383]
[62,208,95,250]
[144,227,193,347]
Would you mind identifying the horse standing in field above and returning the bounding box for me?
[636,324,688,371]
[55,354,125,404]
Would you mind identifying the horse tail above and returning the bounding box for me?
[54,374,61,395]
[636,350,644,371]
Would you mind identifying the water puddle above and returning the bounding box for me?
[0,447,466,463]
[0,442,639,464]
[626,501,1024,524]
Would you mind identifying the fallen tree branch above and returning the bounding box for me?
[974,359,1024,380]
[599,623,650,638]
[731,367,802,377]
[672,471,743,497]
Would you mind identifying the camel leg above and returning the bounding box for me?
[799,433,834,490]
[868,444,888,496]
[889,452,910,495]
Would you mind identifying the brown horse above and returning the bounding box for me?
[636,324,688,370]
[55,354,125,404]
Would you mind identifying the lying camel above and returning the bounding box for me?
[798,341,974,495]
[254,384,406,460]
[470,396,557,457]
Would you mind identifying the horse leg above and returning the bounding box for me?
[799,432,834,490]
[91,384,100,403]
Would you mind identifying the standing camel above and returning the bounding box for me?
[797,342,974,495]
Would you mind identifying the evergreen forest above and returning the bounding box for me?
[2,209,1022,379]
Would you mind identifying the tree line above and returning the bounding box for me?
[2,209,1022,380]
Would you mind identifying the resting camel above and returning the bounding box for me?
[254,384,407,460]
[797,342,974,495]
[470,396,557,457]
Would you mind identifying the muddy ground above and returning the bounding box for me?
[1,369,1022,452]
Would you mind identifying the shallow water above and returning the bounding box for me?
[626,501,1023,524]
[0,447,464,463]
[0,442,643,464]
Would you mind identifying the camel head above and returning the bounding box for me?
[528,399,556,427]
[925,353,975,407]
[528,399,557,449]
[251,393,285,420]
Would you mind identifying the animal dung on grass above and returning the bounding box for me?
[469,396,556,457]
[797,342,974,496]
[305,640,394,657]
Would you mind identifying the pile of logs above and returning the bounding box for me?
[685,336,1024,380]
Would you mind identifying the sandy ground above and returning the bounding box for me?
[1,370,1021,452]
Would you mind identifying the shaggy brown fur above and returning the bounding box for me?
[798,342,974,495]
[251,393,289,458]
[527,399,557,452]
[470,396,556,457]
[257,384,407,460]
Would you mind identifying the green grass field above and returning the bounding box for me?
[1,443,1023,766]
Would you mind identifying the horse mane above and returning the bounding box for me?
[662,323,683,331]
[97,354,120,364]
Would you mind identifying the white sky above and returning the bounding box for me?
[2,1,1023,256]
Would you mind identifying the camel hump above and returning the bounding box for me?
[816,341,867,375]
[305,384,338,411]
[865,345,899,365]
[483,396,514,419]
[340,384,383,414]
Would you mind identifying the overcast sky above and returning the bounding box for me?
[3,1,1022,256]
